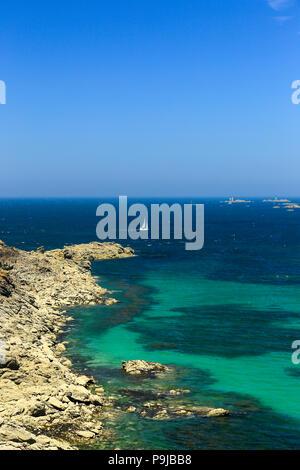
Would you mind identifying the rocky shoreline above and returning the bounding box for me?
[0,240,134,450]
[0,240,231,451]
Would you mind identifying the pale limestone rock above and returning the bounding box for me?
[0,425,36,444]
[206,408,230,417]
[48,397,66,411]
[76,430,95,439]
[0,241,134,450]
[122,360,169,376]
[125,406,136,413]
[55,343,66,354]
[67,385,91,403]
[76,375,95,387]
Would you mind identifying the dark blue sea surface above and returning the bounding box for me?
[1,198,300,449]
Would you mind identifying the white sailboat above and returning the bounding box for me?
[140,218,148,231]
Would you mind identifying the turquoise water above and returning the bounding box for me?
[1,198,300,449]
[64,258,300,449]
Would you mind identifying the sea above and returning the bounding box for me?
[1,197,300,450]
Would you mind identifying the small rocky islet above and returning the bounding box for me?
[0,240,230,450]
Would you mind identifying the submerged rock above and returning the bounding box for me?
[206,408,230,417]
[119,388,190,401]
[139,403,230,421]
[119,386,230,421]
[125,406,137,413]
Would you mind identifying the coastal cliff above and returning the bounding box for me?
[0,240,134,450]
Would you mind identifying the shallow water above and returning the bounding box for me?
[1,198,300,449]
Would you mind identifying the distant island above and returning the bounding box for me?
[262,198,300,210]
[283,203,300,210]
[221,197,300,210]
[262,198,290,203]
[222,197,251,204]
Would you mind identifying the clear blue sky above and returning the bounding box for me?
[0,0,299,197]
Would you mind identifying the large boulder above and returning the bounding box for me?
[0,425,36,444]
[66,385,92,404]
[76,374,95,387]
[122,360,169,376]
[47,397,66,411]
[206,408,230,417]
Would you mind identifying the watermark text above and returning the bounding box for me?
[0,81,6,104]
[96,196,204,251]
[291,80,300,105]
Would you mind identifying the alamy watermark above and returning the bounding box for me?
[291,341,300,365]
[96,196,204,251]
[0,80,6,104]
[291,80,300,105]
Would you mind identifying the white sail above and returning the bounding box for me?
[140,219,148,231]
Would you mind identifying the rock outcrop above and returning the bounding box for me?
[0,240,134,450]
[139,404,230,420]
[122,360,170,376]
[117,388,230,421]
[119,367,231,421]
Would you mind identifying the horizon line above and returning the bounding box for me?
[0,196,298,200]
